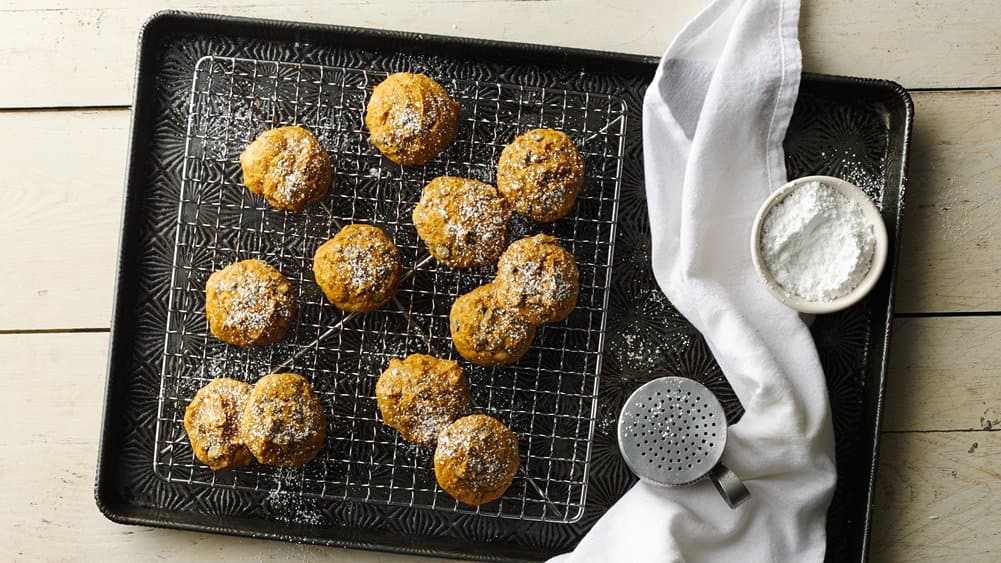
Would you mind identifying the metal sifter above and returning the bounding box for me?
[617,376,750,508]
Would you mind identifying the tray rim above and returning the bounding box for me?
[95,10,914,563]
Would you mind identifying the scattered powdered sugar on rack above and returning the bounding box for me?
[760,181,875,301]
[611,331,666,371]
[266,469,327,525]
[358,339,411,377]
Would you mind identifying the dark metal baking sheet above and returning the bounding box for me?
[96,11,911,562]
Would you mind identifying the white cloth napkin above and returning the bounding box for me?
[552,0,836,561]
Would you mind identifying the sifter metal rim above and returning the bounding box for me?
[617,376,728,487]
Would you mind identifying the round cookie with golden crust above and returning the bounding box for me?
[497,128,585,222]
[184,378,254,470]
[494,234,580,325]
[365,72,460,166]
[413,176,512,268]
[313,224,402,313]
[434,414,520,506]
[240,373,327,467]
[205,259,296,347]
[240,125,331,212]
[449,284,537,366]
[376,354,471,446]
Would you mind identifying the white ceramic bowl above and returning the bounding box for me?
[750,175,889,314]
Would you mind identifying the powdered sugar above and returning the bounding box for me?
[266,473,326,525]
[376,355,471,445]
[270,132,327,205]
[443,187,508,257]
[392,104,425,137]
[185,379,251,464]
[413,177,511,267]
[435,415,518,492]
[341,241,397,292]
[218,278,288,333]
[406,397,459,444]
[760,181,875,301]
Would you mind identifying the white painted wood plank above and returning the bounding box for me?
[884,317,1001,432]
[871,431,1000,562]
[0,110,127,330]
[0,0,1000,108]
[802,0,1001,90]
[896,90,1001,314]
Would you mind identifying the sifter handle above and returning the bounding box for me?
[709,463,750,509]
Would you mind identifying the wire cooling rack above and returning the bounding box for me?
[153,55,627,523]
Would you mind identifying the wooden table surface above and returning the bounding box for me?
[1,1,998,561]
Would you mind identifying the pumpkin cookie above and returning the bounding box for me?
[494,234,580,325]
[376,354,471,446]
[434,414,520,506]
[313,224,402,313]
[450,284,536,366]
[240,373,327,467]
[497,128,585,222]
[365,72,460,166]
[413,176,511,268]
[240,125,331,212]
[183,378,254,470]
[205,259,296,347]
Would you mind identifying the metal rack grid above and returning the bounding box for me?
[152,55,627,524]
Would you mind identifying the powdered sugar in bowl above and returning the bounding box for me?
[750,175,888,314]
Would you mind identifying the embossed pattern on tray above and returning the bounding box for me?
[152,56,627,523]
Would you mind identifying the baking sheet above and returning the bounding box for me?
[96,11,912,562]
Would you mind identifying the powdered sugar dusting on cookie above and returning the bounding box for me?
[376,355,471,445]
[413,177,511,268]
[206,260,296,345]
[184,378,253,469]
[220,278,288,333]
[434,415,519,498]
[497,129,584,222]
[494,234,579,323]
